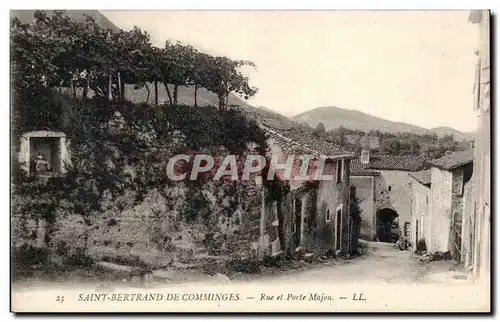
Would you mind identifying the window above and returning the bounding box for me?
[326,209,332,222]
[426,196,429,204]
[388,185,392,192]
[336,160,343,183]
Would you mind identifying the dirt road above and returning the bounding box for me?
[236,241,469,285]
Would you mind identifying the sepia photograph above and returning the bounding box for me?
[9,8,491,313]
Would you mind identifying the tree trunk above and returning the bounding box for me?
[108,74,112,101]
[83,73,89,99]
[70,77,75,97]
[164,83,173,105]
[194,85,198,107]
[117,71,122,101]
[154,80,159,106]
[225,91,229,109]
[145,83,150,103]
[218,95,225,111]
[173,85,178,105]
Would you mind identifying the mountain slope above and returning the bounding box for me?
[293,106,429,133]
[430,126,474,141]
[292,106,471,139]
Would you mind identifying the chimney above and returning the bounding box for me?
[361,149,370,165]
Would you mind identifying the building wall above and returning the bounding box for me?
[473,107,490,281]
[350,175,377,240]
[429,167,453,252]
[443,164,472,261]
[376,170,413,235]
[302,159,351,255]
[471,10,490,284]
[350,170,412,242]
[263,137,353,256]
[409,178,431,251]
[461,176,475,266]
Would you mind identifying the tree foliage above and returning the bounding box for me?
[320,125,468,159]
[10,10,258,109]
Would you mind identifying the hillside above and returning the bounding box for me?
[10,10,119,30]
[430,126,474,142]
[292,106,472,140]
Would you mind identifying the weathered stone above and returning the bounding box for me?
[304,253,315,263]
[152,269,175,281]
[213,273,231,283]
[96,261,135,272]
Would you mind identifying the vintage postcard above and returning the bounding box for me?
[10,9,491,313]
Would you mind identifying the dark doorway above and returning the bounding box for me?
[376,208,399,243]
[294,198,302,247]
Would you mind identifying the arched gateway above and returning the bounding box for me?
[376,208,399,243]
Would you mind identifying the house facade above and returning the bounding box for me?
[426,149,474,262]
[408,170,431,252]
[350,150,430,243]
[260,127,357,258]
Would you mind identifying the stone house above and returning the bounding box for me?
[408,169,431,252]
[260,126,357,259]
[427,149,474,261]
[350,150,430,242]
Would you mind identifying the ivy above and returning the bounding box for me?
[304,185,319,230]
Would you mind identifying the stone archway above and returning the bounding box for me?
[376,208,399,243]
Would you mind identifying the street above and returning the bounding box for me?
[235,241,470,285]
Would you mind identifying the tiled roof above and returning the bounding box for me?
[408,169,432,186]
[430,149,474,171]
[350,157,380,175]
[366,155,430,172]
[264,126,356,159]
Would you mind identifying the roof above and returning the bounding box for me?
[263,127,356,183]
[430,149,474,171]
[350,157,380,176]
[408,169,432,186]
[366,155,430,172]
[263,126,356,160]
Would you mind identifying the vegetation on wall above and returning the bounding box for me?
[349,188,362,252]
[10,9,271,275]
[303,181,319,231]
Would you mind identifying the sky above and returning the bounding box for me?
[102,11,480,132]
